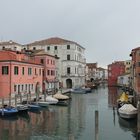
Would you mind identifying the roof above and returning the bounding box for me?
[0,40,22,46]
[86,63,97,68]
[26,37,85,49]
[24,49,59,58]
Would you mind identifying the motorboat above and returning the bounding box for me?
[16,104,29,113]
[37,99,49,107]
[53,92,69,106]
[118,104,137,119]
[53,92,69,101]
[0,107,18,116]
[28,103,41,111]
[46,96,58,105]
[71,87,86,94]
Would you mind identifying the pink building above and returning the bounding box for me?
[32,50,58,92]
[0,50,43,98]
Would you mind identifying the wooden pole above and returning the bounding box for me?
[2,98,4,116]
[27,93,29,105]
[9,94,11,107]
[20,93,22,104]
[137,100,140,139]
[15,95,17,107]
[44,91,46,102]
[95,110,99,140]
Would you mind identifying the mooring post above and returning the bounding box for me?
[95,110,99,140]
[44,91,46,102]
[15,94,17,107]
[137,99,140,139]
[2,98,4,116]
[27,93,29,105]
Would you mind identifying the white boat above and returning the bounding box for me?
[16,104,29,112]
[46,96,58,105]
[37,99,49,107]
[118,104,137,119]
[53,93,69,100]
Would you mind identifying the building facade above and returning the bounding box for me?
[26,37,86,88]
[32,50,59,92]
[0,40,23,51]
[108,61,125,86]
[0,50,43,98]
[130,47,140,94]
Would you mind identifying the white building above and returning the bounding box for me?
[0,40,23,51]
[117,73,131,86]
[25,37,86,88]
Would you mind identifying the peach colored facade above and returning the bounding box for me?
[0,50,43,98]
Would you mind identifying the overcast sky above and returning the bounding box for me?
[0,0,140,68]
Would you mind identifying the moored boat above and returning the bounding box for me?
[118,104,137,119]
[0,107,18,116]
[46,96,58,105]
[16,104,29,113]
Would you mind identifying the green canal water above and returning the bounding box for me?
[0,86,137,140]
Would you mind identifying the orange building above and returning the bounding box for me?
[0,50,43,98]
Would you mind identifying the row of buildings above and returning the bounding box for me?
[108,47,140,95]
[0,37,107,98]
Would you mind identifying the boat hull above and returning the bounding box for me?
[119,111,137,119]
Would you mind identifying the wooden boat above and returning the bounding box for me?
[118,104,137,119]
[0,107,18,116]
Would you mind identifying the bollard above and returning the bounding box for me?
[95,110,99,140]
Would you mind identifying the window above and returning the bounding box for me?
[21,85,24,91]
[33,47,36,50]
[39,69,41,75]
[47,59,49,64]
[40,59,44,64]
[67,55,70,60]
[2,46,5,50]
[2,66,9,75]
[47,70,50,75]
[22,67,24,75]
[67,45,70,49]
[54,46,57,50]
[14,66,19,75]
[14,85,17,92]
[35,68,37,75]
[51,70,53,75]
[28,68,32,75]
[67,67,70,74]
[47,46,50,50]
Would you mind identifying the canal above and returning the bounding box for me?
[0,86,137,140]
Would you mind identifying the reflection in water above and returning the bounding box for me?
[0,87,138,140]
[118,117,137,138]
